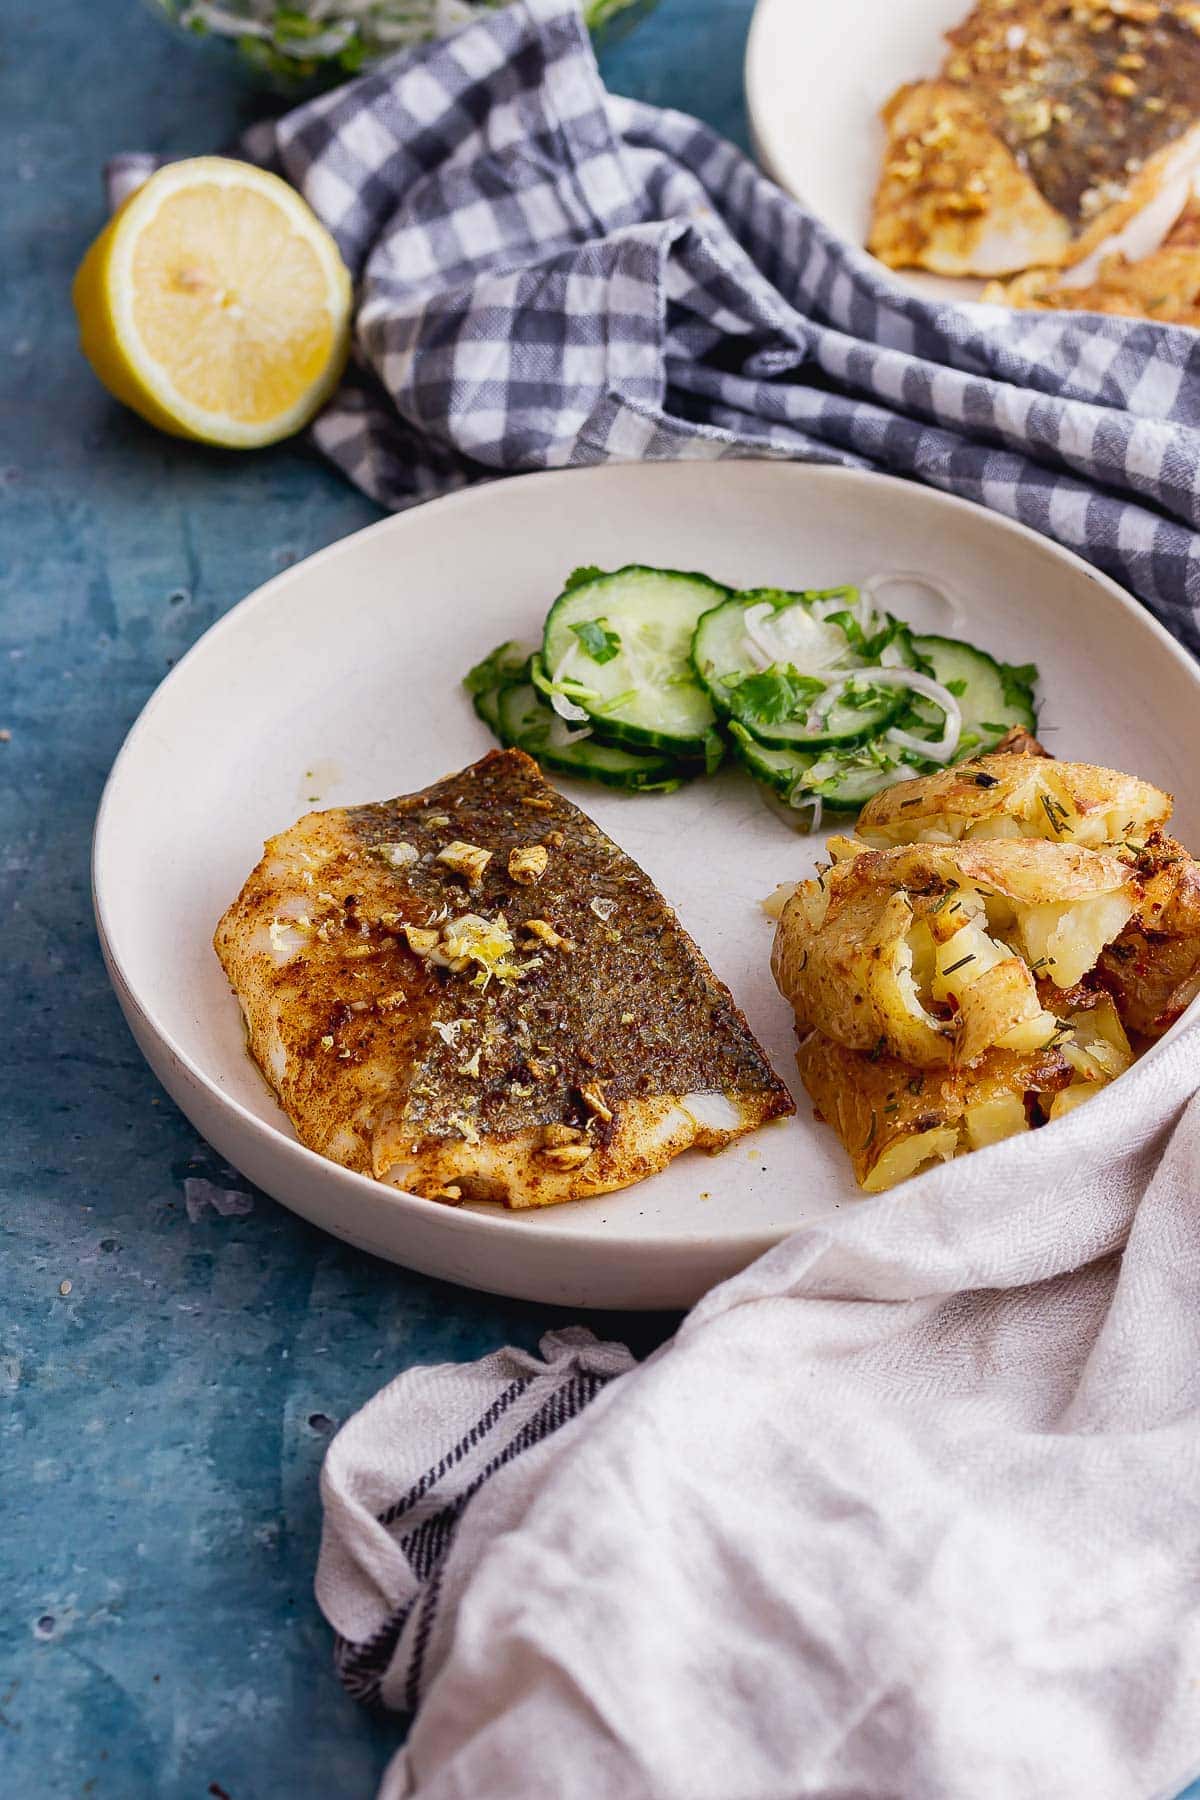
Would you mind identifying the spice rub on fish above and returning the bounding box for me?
[870,0,1200,277]
[214,749,793,1208]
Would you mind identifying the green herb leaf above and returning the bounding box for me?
[463,640,531,697]
[944,678,968,697]
[1040,792,1070,836]
[728,665,823,725]
[1000,660,1040,707]
[570,619,621,664]
[563,565,604,592]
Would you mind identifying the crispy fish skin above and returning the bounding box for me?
[214,749,792,1208]
[944,0,1200,261]
[868,80,1072,276]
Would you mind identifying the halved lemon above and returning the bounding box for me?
[73,157,353,449]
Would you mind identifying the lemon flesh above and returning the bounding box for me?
[73,157,353,449]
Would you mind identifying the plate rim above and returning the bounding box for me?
[744,0,988,304]
[92,459,1200,1260]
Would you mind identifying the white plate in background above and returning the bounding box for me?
[746,0,1001,302]
[93,461,1200,1309]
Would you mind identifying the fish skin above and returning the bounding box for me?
[214,748,793,1208]
[873,2,1200,278]
[946,0,1200,240]
[869,80,1072,276]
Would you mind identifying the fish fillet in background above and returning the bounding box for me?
[870,0,1200,277]
[215,749,793,1208]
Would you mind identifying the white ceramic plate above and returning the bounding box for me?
[746,0,996,303]
[94,462,1200,1309]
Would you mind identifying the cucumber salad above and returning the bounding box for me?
[463,565,1038,825]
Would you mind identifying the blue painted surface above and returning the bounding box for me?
[3,5,1195,1798]
[0,5,728,1796]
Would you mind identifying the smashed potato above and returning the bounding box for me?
[1099,837,1200,1038]
[772,745,1190,1194]
[795,995,1133,1192]
[772,838,1137,1071]
[796,1034,1067,1192]
[856,754,1170,854]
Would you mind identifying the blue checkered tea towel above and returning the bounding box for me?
[107,0,1200,654]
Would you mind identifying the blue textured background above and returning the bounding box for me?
[3,5,1194,1798]
[0,4,740,1796]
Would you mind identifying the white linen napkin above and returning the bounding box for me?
[317,1015,1200,1800]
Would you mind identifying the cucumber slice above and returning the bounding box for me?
[728,723,817,803]
[464,641,534,741]
[541,566,727,755]
[735,735,934,813]
[464,640,533,698]
[912,635,1038,755]
[472,684,503,735]
[496,681,689,793]
[805,749,927,811]
[692,589,916,749]
[530,654,724,771]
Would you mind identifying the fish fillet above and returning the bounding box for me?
[869,80,1072,277]
[871,0,1200,277]
[983,193,1200,321]
[214,748,793,1208]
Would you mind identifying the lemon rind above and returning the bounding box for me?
[101,157,352,450]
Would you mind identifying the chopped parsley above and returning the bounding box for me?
[728,664,823,726]
[563,565,604,591]
[570,618,621,663]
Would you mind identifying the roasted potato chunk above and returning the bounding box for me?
[856,755,1171,854]
[796,995,1130,1192]
[776,750,1188,1193]
[795,1033,1070,1192]
[772,839,1138,1071]
[1099,838,1200,1038]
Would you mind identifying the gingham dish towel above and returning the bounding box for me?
[319,1025,1200,1800]
[106,0,1200,653]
